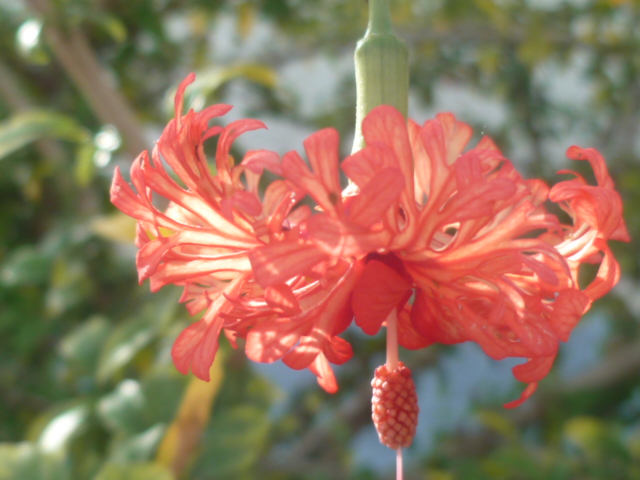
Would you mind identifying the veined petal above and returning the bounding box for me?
[281,263,359,370]
[550,289,589,341]
[174,73,195,121]
[241,149,282,176]
[304,128,342,204]
[148,253,252,291]
[308,353,339,393]
[171,274,247,380]
[397,304,432,350]
[282,333,325,370]
[136,229,261,282]
[245,316,310,363]
[408,119,429,202]
[411,290,467,345]
[439,178,517,223]
[198,105,234,128]
[112,161,173,229]
[282,150,338,215]
[511,355,555,384]
[142,150,222,227]
[551,182,625,239]
[156,124,220,205]
[342,141,398,188]
[504,355,555,407]
[323,336,353,365]
[362,106,414,203]
[551,146,630,243]
[435,112,475,165]
[583,239,621,302]
[352,260,412,335]
[265,283,302,316]
[346,167,405,229]
[180,281,225,315]
[503,383,538,409]
[249,240,329,288]
[171,313,223,381]
[306,215,392,257]
[418,113,472,204]
[216,119,267,185]
[566,146,613,189]
[230,190,263,216]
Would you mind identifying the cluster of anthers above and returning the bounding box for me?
[371,362,419,449]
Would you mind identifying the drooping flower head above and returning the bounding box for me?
[111,75,628,409]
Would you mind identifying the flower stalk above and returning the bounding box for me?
[386,309,402,480]
[352,0,409,153]
[386,308,399,372]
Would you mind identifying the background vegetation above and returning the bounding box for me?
[0,0,639,479]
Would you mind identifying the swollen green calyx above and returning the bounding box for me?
[352,0,409,153]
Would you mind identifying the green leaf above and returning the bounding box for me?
[199,64,277,92]
[475,410,516,440]
[191,405,270,479]
[98,380,147,433]
[74,142,97,187]
[36,405,90,454]
[140,370,188,426]
[0,111,89,161]
[109,425,166,463]
[59,316,111,373]
[563,416,608,452]
[93,463,174,480]
[0,443,71,480]
[0,246,53,287]
[168,64,278,115]
[96,317,155,384]
[93,15,128,44]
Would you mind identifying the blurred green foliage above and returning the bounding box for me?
[1,0,639,479]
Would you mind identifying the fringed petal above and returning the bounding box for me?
[249,241,328,288]
[346,167,405,229]
[397,304,432,350]
[171,274,247,380]
[309,353,339,393]
[306,215,392,257]
[323,336,353,365]
[503,383,538,409]
[245,316,310,363]
[216,119,267,185]
[549,289,590,341]
[265,284,302,316]
[304,128,342,205]
[282,147,340,216]
[582,239,621,302]
[362,106,415,204]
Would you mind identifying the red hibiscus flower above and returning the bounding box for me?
[251,105,629,407]
[112,74,628,408]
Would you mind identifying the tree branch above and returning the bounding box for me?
[26,0,149,158]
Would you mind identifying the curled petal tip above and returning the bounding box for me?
[565,145,583,159]
[174,72,197,119]
[503,382,538,409]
